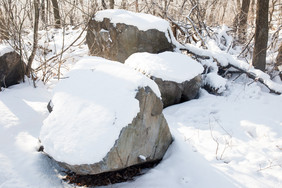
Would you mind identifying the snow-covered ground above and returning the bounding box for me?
[1,73,282,188]
[1,24,282,187]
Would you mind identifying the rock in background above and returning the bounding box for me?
[0,48,26,90]
[86,10,176,63]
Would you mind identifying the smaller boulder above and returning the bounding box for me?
[0,46,26,89]
[125,51,204,108]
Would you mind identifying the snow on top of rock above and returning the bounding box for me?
[39,56,160,165]
[94,9,170,33]
[125,52,204,83]
[0,44,14,56]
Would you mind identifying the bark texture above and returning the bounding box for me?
[26,0,40,76]
[238,0,251,43]
[252,0,269,71]
[51,0,61,28]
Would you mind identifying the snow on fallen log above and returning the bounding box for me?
[180,44,282,95]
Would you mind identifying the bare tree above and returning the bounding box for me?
[220,1,228,24]
[249,0,256,26]
[51,0,61,28]
[0,8,9,40]
[110,0,114,9]
[276,43,282,80]
[101,0,107,9]
[207,0,218,26]
[269,0,278,28]
[121,0,126,9]
[41,0,46,23]
[135,0,139,12]
[238,0,251,43]
[26,0,40,78]
[252,0,269,71]
[236,0,242,13]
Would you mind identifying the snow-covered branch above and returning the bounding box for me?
[180,44,282,95]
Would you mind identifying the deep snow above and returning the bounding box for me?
[1,24,282,188]
[1,76,282,188]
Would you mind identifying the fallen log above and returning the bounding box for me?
[179,44,282,95]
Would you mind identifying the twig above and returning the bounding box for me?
[258,160,282,172]
[228,64,281,94]
[44,24,87,64]
[237,34,255,58]
[186,15,207,47]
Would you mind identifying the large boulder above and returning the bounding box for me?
[0,46,26,89]
[40,57,172,175]
[86,9,176,63]
[125,52,204,108]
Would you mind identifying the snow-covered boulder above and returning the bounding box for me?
[0,45,26,90]
[39,57,172,175]
[125,52,204,107]
[86,9,176,62]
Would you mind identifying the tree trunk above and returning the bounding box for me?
[276,43,282,68]
[238,0,251,43]
[268,0,278,29]
[0,9,9,40]
[51,0,61,28]
[236,0,241,12]
[208,0,218,26]
[249,0,256,26]
[121,0,126,9]
[101,0,107,9]
[252,0,269,71]
[233,0,243,33]
[41,0,46,23]
[220,1,228,24]
[110,0,114,9]
[26,0,40,77]
[135,0,139,12]
[274,43,282,80]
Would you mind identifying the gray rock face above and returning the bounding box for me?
[56,86,172,175]
[86,18,175,62]
[153,75,202,108]
[0,51,26,89]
